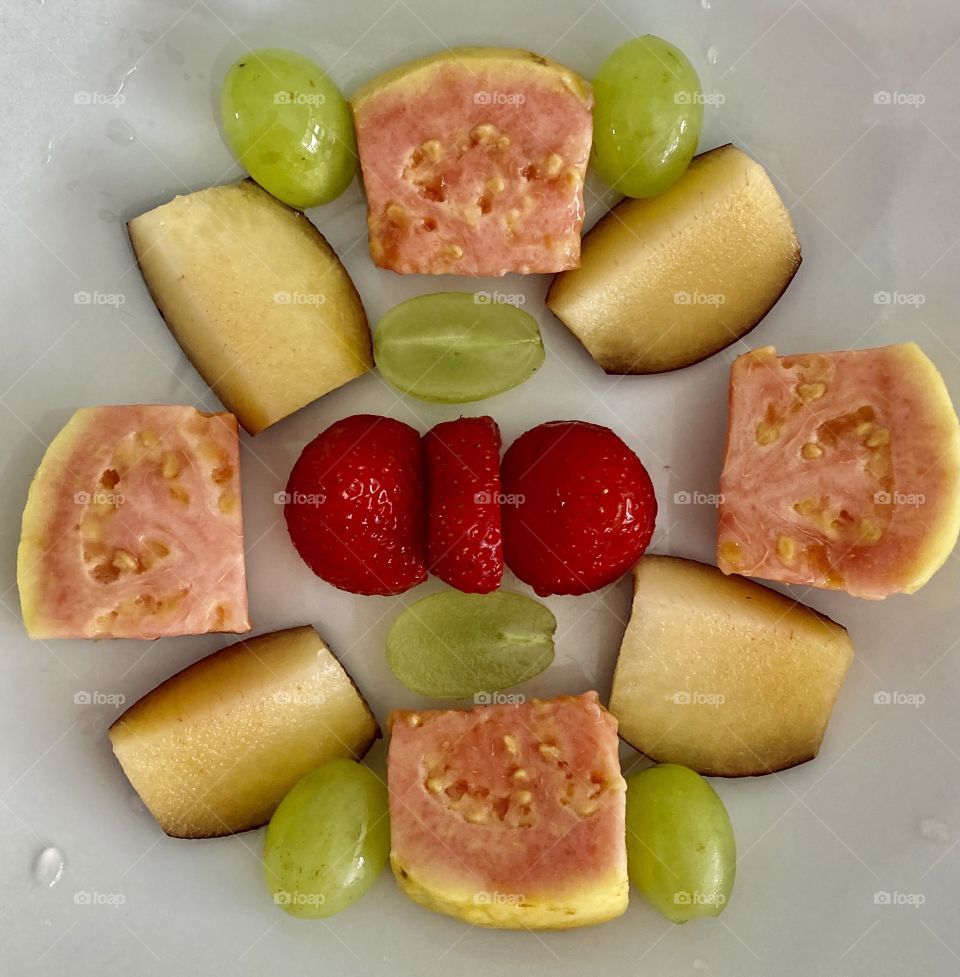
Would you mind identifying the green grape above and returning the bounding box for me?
[374,292,545,404]
[592,35,704,198]
[264,759,389,919]
[220,48,357,209]
[625,764,735,922]
[387,591,556,698]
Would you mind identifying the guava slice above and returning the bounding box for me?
[17,405,249,639]
[352,47,593,276]
[717,343,960,598]
[387,692,628,929]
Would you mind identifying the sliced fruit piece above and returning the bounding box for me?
[386,591,555,698]
[221,49,357,209]
[17,405,248,640]
[352,47,593,276]
[129,180,372,435]
[109,626,379,838]
[608,556,853,777]
[546,144,801,374]
[284,415,427,595]
[500,421,657,595]
[717,343,960,598]
[264,759,389,918]
[423,415,503,592]
[374,293,544,404]
[626,764,735,922]
[388,692,627,929]
[592,35,703,198]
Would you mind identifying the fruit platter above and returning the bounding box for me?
[2,2,959,976]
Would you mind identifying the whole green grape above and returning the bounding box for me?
[374,292,545,403]
[220,48,357,209]
[264,759,389,919]
[592,35,703,198]
[625,764,735,922]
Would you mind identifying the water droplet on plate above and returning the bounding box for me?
[98,209,118,223]
[66,179,80,191]
[34,847,65,887]
[707,46,719,65]
[921,818,951,843]
[107,62,137,100]
[700,0,711,9]
[95,15,109,26]
[105,119,136,146]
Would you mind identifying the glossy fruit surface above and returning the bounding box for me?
[264,760,389,918]
[625,764,735,922]
[423,416,503,592]
[500,421,657,595]
[221,48,356,208]
[374,293,544,403]
[284,415,427,595]
[546,144,800,374]
[386,590,555,698]
[109,627,379,838]
[609,556,853,776]
[592,35,703,198]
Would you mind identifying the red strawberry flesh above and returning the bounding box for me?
[423,416,503,594]
[500,420,657,596]
[284,414,427,595]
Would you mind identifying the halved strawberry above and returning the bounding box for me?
[501,421,657,596]
[423,417,503,593]
[284,415,427,595]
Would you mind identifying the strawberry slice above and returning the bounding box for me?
[284,415,427,595]
[423,417,503,593]
[501,421,657,596]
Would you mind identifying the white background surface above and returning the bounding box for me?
[1,1,959,974]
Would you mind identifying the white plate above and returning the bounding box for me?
[2,1,959,974]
